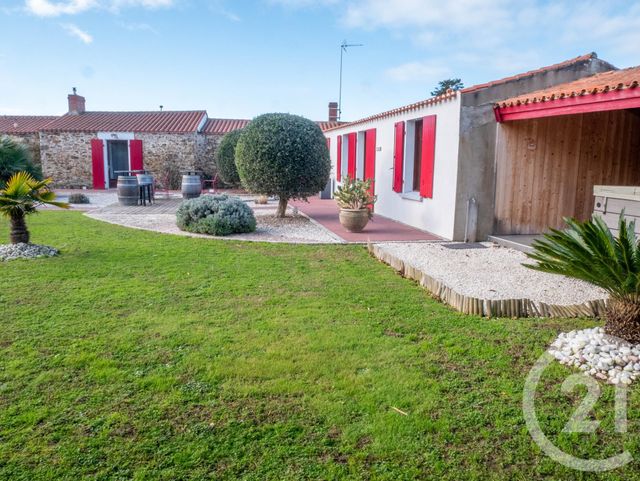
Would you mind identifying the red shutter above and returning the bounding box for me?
[393,121,405,192]
[364,128,376,195]
[419,115,437,198]
[336,135,342,181]
[129,139,143,171]
[347,132,357,178]
[91,139,105,189]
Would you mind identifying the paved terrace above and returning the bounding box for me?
[291,196,441,243]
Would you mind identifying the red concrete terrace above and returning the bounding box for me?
[291,196,441,243]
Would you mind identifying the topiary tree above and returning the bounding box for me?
[0,136,42,185]
[215,129,243,186]
[235,113,330,217]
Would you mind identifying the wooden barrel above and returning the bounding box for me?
[117,175,139,206]
[181,174,201,199]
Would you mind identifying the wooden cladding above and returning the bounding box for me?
[494,109,640,235]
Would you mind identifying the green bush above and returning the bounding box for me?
[176,194,256,236]
[235,113,330,217]
[67,193,90,204]
[215,129,243,186]
[0,136,42,185]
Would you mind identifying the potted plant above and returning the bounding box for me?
[334,176,377,232]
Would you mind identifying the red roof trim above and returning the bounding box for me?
[495,87,640,122]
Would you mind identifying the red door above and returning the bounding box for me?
[364,128,376,195]
[91,139,105,189]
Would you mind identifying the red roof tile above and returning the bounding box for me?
[203,118,347,135]
[462,53,600,94]
[495,66,640,107]
[323,90,459,132]
[41,111,207,133]
[202,118,250,134]
[0,115,57,134]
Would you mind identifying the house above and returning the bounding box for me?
[0,92,343,189]
[323,53,618,241]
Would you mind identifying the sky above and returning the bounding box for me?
[1,0,639,122]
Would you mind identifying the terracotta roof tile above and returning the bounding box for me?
[495,66,640,107]
[462,52,600,94]
[323,90,459,132]
[0,115,57,134]
[202,118,250,134]
[203,118,348,135]
[42,111,207,133]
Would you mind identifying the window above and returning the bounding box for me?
[412,119,423,192]
[394,115,437,199]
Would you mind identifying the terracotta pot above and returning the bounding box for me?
[339,208,370,232]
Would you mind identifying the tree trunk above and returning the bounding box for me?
[605,297,640,343]
[9,212,29,244]
[276,197,288,218]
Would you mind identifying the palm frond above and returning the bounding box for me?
[524,213,640,299]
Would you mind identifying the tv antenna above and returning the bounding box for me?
[338,40,363,121]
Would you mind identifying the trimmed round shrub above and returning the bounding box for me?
[67,193,90,204]
[176,194,256,236]
[235,113,330,217]
[215,129,243,186]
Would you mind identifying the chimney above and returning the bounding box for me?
[68,87,86,115]
[328,101,338,122]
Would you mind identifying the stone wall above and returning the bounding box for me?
[33,130,224,189]
[40,131,94,188]
[4,133,42,167]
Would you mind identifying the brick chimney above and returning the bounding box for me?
[328,101,338,122]
[68,87,86,115]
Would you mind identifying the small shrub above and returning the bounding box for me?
[215,129,243,186]
[67,193,90,204]
[176,194,256,236]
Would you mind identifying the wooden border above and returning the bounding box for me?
[368,243,608,318]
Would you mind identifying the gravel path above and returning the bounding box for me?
[87,207,341,244]
[375,241,607,305]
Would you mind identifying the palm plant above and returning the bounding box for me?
[524,214,640,342]
[0,171,68,244]
[0,136,42,184]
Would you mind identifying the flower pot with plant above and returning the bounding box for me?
[334,176,377,233]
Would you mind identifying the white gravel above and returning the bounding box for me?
[0,243,59,261]
[375,241,607,305]
[87,208,341,244]
[550,327,640,384]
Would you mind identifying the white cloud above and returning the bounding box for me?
[24,0,174,16]
[386,61,449,82]
[61,22,93,43]
[118,20,158,32]
[26,0,96,16]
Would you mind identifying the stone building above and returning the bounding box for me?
[0,91,343,189]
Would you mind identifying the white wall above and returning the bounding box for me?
[325,96,461,239]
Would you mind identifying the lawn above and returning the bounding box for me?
[0,211,638,480]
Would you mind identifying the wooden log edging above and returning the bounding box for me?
[368,244,608,319]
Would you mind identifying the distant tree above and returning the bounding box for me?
[0,137,42,185]
[431,78,464,97]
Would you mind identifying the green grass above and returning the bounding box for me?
[1,212,639,480]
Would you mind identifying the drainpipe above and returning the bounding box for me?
[465,197,478,243]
